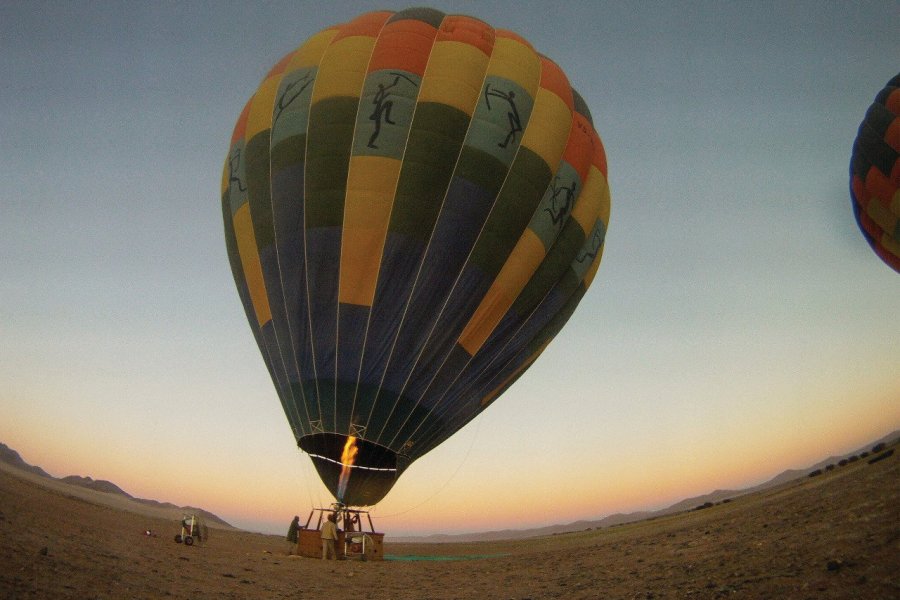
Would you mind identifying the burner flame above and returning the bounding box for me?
[337,436,358,502]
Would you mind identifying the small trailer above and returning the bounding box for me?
[174,514,207,546]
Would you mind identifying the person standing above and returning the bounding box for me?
[320,512,339,560]
[285,515,300,554]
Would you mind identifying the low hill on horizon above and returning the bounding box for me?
[391,429,900,542]
[3,428,897,542]
[0,443,51,479]
[0,442,232,529]
[59,475,130,496]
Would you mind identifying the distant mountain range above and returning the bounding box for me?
[4,430,896,542]
[0,442,232,528]
[392,429,900,543]
[0,443,52,478]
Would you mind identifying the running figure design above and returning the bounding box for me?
[485,83,522,148]
[274,71,314,125]
[544,176,577,225]
[368,76,402,149]
[229,148,246,192]
[575,229,604,264]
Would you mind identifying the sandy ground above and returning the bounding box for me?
[1,450,897,599]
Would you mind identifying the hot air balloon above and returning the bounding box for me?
[850,73,900,273]
[221,8,611,506]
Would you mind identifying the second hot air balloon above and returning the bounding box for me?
[221,8,611,506]
[850,73,900,273]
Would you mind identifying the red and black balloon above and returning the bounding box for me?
[850,73,900,273]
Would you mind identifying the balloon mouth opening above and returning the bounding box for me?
[299,433,401,506]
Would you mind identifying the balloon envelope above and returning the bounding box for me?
[221,8,610,505]
[850,73,900,273]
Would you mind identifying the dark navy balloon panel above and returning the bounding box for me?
[850,73,900,273]
[221,10,611,506]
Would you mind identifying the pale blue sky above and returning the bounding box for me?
[1,1,898,535]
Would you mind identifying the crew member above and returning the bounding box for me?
[320,512,339,560]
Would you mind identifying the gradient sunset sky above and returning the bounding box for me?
[2,1,898,536]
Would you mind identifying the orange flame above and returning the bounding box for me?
[337,436,358,501]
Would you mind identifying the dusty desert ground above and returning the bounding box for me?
[1,449,897,600]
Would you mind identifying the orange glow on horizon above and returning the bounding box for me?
[5,373,894,538]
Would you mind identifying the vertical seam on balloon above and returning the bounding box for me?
[409,122,600,448]
[396,144,583,451]
[338,13,395,438]
[267,47,314,439]
[232,90,305,436]
[380,42,548,451]
[267,56,309,438]
[418,181,606,451]
[302,33,339,430]
[261,62,308,438]
[374,29,535,450]
[373,30,514,448]
[367,20,501,448]
[347,14,415,439]
[413,211,604,454]
[358,12,450,437]
[314,14,395,435]
[396,75,596,455]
